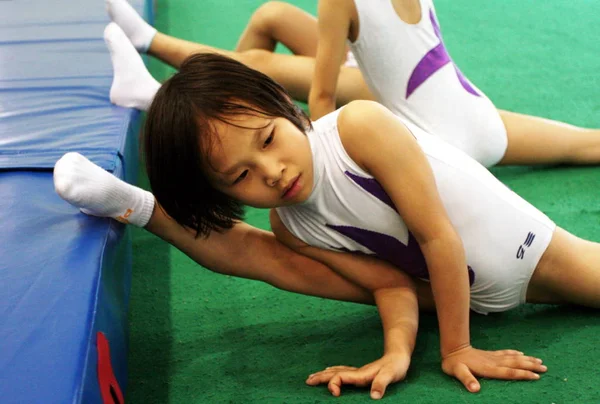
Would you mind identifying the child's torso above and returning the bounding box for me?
[348,0,507,167]
[275,108,554,289]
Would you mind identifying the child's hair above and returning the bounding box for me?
[144,53,311,237]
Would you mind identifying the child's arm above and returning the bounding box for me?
[308,0,353,119]
[271,209,418,399]
[337,100,544,392]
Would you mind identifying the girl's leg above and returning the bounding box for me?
[235,1,319,56]
[498,110,600,166]
[52,153,377,305]
[108,0,371,106]
[526,227,600,307]
[149,32,374,105]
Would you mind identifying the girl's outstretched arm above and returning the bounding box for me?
[337,100,545,392]
[270,209,419,400]
[309,0,353,119]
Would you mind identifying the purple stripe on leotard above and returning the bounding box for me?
[345,171,395,210]
[326,224,430,279]
[324,171,475,285]
[406,42,451,99]
[406,9,479,98]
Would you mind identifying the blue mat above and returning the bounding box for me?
[0,1,151,403]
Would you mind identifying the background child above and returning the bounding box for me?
[107,0,600,168]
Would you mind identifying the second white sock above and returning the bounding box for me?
[106,0,157,52]
[105,22,160,111]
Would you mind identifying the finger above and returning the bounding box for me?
[370,368,401,400]
[306,366,362,385]
[492,350,524,356]
[306,371,340,386]
[325,366,358,372]
[328,374,343,397]
[328,371,373,396]
[452,363,480,393]
[499,357,547,373]
[483,366,542,381]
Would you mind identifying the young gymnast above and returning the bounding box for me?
[310,0,600,166]
[106,0,600,167]
[55,26,552,398]
[128,52,600,398]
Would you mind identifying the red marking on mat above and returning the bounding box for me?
[97,332,124,404]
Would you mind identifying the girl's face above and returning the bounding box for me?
[206,113,314,208]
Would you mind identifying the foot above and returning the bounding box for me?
[54,152,154,227]
[106,0,157,52]
[104,22,160,111]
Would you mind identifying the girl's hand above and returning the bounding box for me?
[441,345,548,392]
[305,353,411,400]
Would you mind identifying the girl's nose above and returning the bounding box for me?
[263,164,283,187]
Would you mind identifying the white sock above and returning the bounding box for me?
[106,0,157,52]
[54,152,155,228]
[105,23,160,111]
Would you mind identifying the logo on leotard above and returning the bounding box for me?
[406,10,480,99]
[516,232,536,259]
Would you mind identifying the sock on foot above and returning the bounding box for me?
[105,22,160,111]
[54,152,154,227]
[106,0,157,52]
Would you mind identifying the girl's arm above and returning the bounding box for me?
[308,0,353,119]
[270,209,418,399]
[337,100,545,392]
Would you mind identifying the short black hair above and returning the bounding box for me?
[144,53,311,237]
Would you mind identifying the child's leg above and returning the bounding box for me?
[149,32,373,105]
[105,23,160,111]
[53,153,380,305]
[498,110,600,166]
[526,227,600,307]
[235,1,319,56]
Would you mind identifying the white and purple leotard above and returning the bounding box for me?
[347,0,508,167]
[276,108,554,314]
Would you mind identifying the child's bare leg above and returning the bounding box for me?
[235,1,319,56]
[149,32,373,105]
[53,153,380,305]
[498,110,600,166]
[527,227,600,307]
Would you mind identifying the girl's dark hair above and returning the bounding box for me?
[144,53,311,237]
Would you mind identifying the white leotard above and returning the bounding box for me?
[276,108,555,314]
[348,0,508,167]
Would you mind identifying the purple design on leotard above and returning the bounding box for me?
[345,171,395,209]
[406,10,480,98]
[327,224,430,279]
[325,171,475,285]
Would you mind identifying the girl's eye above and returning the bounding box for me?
[263,131,274,148]
[233,170,248,185]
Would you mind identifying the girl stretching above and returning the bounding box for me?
[131,53,600,398]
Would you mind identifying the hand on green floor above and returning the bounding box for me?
[441,345,548,393]
[305,353,411,400]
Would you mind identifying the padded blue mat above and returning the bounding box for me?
[0,0,151,402]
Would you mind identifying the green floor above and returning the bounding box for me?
[128,1,600,402]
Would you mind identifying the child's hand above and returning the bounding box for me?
[305,353,411,399]
[441,345,547,393]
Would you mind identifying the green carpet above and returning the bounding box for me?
[128,1,600,402]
